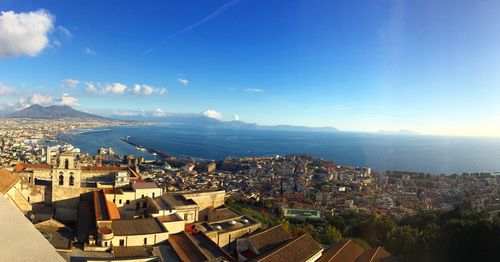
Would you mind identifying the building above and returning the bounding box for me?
[147,190,226,223]
[0,193,65,261]
[12,152,139,222]
[236,224,323,262]
[281,207,323,221]
[317,239,393,262]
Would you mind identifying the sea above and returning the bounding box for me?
[57,124,500,175]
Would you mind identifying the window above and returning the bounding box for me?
[152,192,155,198]
[104,241,108,247]
[69,174,74,186]
[119,199,122,204]
[64,159,69,169]
[126,200,130,205]
[119,239,125,246]
[58,174,64,185]
[144,238,147,245]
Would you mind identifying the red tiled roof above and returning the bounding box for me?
[106,200,121,220]
[248,224,292,253]
[254,234,323,262]
[356,247,392,262]
[318,239,364,262]
[82,166,128,172]
[13,163,51,172]
[0,169,21,194]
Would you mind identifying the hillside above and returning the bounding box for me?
[9,105,107,120]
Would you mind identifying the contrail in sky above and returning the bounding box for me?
[144,0,243,55]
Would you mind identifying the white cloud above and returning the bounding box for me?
[18,93,80,108]
[103,83,127,95]
[153,108,168,117]
[0,83,14,95]
[143,85,154,95]
[55,93,79,106]
[178,78,189,86]
[27,93,53,106]
[85,82,167,96]
[244,88,264,93]
[157,87,167,95]
[131,84,167,96]
[84,47,96,55]
[232,114,240,121]
[132,84,142,95]
[202,109,222,120]
[61,79,79,88]
[0,10,54,59]
[57,26,72,38]
[85,82,98,94]
[112,110,143,116]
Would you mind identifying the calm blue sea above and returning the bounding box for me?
[57,125,500,174]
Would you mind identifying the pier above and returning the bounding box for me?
[120,136,172,159]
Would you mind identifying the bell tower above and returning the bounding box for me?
[52,151,82,188]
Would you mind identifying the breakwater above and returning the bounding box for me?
[120,136,172,158]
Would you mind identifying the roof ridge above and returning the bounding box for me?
[249,224,289,239]
[369,246,381,262]
[331,239,352,261]
[258,233,316,261]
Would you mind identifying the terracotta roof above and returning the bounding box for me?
[13,163,51,172]
[112,218,166,236]
[128,167,140,178]
[248,224,292,253]
[156,214,183,223]
[318,239,364,262]
[190,231,234,261]
[0,169,21,194]
[253,234,323,262]
[168,232,207,261]
[93,190,108,221]
[106,199,121,220]
[356,247,392,262]
[112,246,150,258]
[103,188,123,195]
[81,166,128,172]
[132,182,159,190]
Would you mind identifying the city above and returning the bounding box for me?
[2,1,500,261]
[1,118,500,261]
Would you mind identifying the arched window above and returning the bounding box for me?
[69,173,74,186]
[59,173,64,185]
[64,159,69,169]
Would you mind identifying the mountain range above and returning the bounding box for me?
[7,104,339,132]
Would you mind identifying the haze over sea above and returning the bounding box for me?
[59,125,500,175]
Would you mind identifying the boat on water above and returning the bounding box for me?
[136,146,147,151]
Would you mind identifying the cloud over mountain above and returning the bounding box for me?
[202,109,222,120]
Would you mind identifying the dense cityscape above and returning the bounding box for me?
[1,118,499,261]
[2,1,500,261]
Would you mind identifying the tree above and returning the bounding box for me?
[320,225,342,245]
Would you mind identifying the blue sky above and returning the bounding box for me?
[0,0,499,136]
